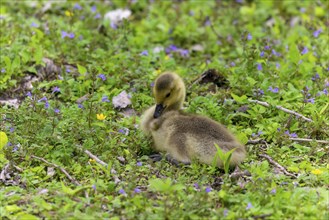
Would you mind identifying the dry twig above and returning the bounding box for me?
[259,154,297,178]
[77,145,121,183]
[248,99,313,122]
[31,155,80,186]
[289,137,329,144]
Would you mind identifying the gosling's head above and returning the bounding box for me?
[153,72,186,118]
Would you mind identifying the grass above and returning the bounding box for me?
[0,0,328,219]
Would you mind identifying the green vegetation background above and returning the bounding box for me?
[0,0,328,219]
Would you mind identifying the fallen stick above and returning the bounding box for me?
[77,145,121,183]
[248,99,313,122]
[31,155,80,186]
[259,154,297,178]
[289,137,329,144]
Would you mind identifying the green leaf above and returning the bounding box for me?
[231,93,247,103]
[77,64,87,75]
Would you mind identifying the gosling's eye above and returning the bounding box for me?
[166,93,171,98]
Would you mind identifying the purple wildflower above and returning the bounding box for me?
[306,98,315,104]
[74,3,82,10]
[92,185,96,190]
[150,82,154,87]
[290,133,298,138]
[140,50,148,56]
[31,22,39,28]
[38,96,48,102]
[165,45,178,53]
[257,63,263,71]
[118,189,126,195]
[247,33,252,40]
[101,95,110,103]
[264,45,270,50]
[204,18,211,26]
[189,10,194,16]
[78,103,84,109]
[45,101,50,109]
[52,86,60,93]
[301,47,308,55]
[205,187,212,193]
[260,51,265,57]
[94,13,101,19]
[110,21,117,30]
[26,91,32,97]
[58,75,63,80]
[179,49,189,57]
[300,8,305,13]
[91,5,97,13]
[68,33,75,39]
[323,89,328,95]
[284,130,290,135]
[194,183,200,189]
[134,187,141,193]
[54,108,60,114]
[313,29,321,38]
[10,127,14,133]
[136,162,142,166]
[66,67,71,73]
[246,202,253,210]
[1,68,5,73]
[61,31,68,38]
[253,89,264,96]
[268,86,279,93]
[270,189,276,194]
[272,49,279,56]
[277,128,281,132]
[276,63,280,69]
[236,0,243,3]
[311,73,320,81]
[118,128,129,135]
[230,62,236,67]
[223,209,229,217]
[98,74,106,81]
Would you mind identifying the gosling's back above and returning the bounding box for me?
[151,111,246,167]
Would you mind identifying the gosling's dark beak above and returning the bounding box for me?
[154,104,165,118]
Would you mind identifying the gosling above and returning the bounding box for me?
[140,72,246,167]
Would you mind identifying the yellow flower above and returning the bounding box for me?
[156,69,162,74]
[311,169,323,175]
[96,113,106,120]
[165,55,170,60]
[65,10,74,17]
[89,159,95,163]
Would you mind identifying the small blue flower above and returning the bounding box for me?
[118,189,126,195]
[257,63,262,71]
[38,96,48,102]
[270,188,276,194]
[54,108,60,114]
[102,95,110,102]
[301,47,308,55]
[92,184,96,190]
[290,133,298,138]
[110,21,117,30]
[205,187,212,193]
[194,183,200,189]
[246,202,253,210]
[323,89,328,95]
[272,49,280,56]
[300,8,305,13]
[1,68,5,73]
[134,187,141,193]
[311,73,320,81]
[230,62,236,67]
[264,45,270,50]
[9,127,14,133]
[45,101,50,109]
[276,63,280,69]
[66,67,71,73]
[150,82,154,87]
[74,3,82,10]
[52,86,60,93]
[68,33,75,39]
[165,45,178,53]
[140,50,148,56]
[94,13,101,19]
[31,22,39,28]
[136,162,142,166]
[313,29,321,38]
[179,49,189,57]
[26,91,32,97]
[61,31,68,38]
[223,209,229,217]
[268,86,279,93]
[306,98,315,104]
[98,74,106,81]
[247,33,252,40]
[78,103,84,109]
[260,51,264,57]
[91,5,97,13]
